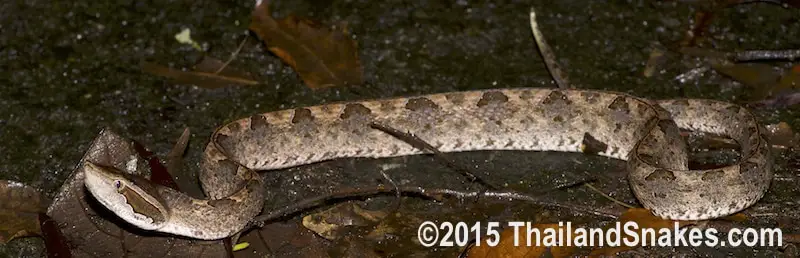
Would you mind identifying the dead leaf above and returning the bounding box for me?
[712,62,782,99]
[141,60,258,89]
[0,180,46,243]
[302,202,389,241]
[45,129,228,257]
[467,223,575,258]
[249,0,363,89]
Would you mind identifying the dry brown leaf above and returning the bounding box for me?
[467,223,575,258]
[712,62,782,99]
[141,59,258,89]
[0,180,46,243]
[302,202,388,241]
[751,65,800,108]
[249,0,362,89]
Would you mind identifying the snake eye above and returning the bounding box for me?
[114,180,122,189]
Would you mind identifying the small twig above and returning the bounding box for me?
[166,127,191,176]
[247,185,621,227]
[369,122,500,190]
[583,182,636,209]
[379,170,402,216]
[141,61,259,86]
[548,177,596,191]
[731,49,800,62]
[679,47,800,62]
[214,36,249,74]
[229,232,242,252]
[529,7,571,89]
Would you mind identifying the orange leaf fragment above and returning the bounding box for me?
[467,223,575,258]
[249,0,363,89]
[720,212,749,223]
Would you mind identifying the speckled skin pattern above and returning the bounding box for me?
[96,88,773,240]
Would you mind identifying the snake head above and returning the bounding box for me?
[83,161,169,231]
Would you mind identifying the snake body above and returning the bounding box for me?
[83,88,772,240]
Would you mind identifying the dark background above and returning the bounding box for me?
[1,0,798,256]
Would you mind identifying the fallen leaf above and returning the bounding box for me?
[0,180,46,243]
[249,0,363,89]
[747,65,800,108]
[45,129,228,257]
[467,223,575,258]
[302,202,388,241]
[141,60,258,89]
[711,62,782,100]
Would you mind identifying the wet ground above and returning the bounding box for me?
[1,0,799,257]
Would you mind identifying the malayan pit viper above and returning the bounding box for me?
[82,88,772,240]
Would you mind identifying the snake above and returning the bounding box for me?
[82,88,773,240]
